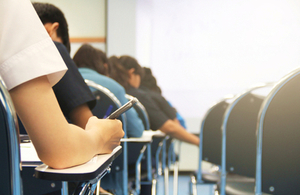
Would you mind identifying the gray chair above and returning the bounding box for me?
[226,68,300,195]
[190,95,234,195]
[219,83,273,195]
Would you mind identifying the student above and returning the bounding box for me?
[110,56,200,146]
[32,2,96,129]
[0,0,124,171]
[140,67,187,128]
[73,43,144,137]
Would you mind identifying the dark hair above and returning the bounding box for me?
[32,2,70,53]
[119,56,144,77]
[108,56,130,89]
[109,55,144,89]
[140,67,162,94]
[73,44,110,76]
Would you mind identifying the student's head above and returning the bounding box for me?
[73,44,110,76]
[108,56,130,89]
[111,55,143,88]
[32,2,70,53]
[118,56,144,89]
[140,67,162,94]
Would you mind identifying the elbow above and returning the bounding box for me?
[37,150,81,169]
[159,120,177,135]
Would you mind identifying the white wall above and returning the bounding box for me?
[136,0,300,133]
[31,0,106,56]
[106,0,137,57]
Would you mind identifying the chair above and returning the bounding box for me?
[128,95,170,195]
[86,80,152,195]
[190,95,234,195]
[218,83,273,195]
[0,78,22,195]
[254,68,300,194]
[224,71,300,194]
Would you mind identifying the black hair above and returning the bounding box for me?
[140,67,162,94]
[73,44,110,76]
[109,55,144,89]
[108,56,130,89]
[32,2,71,53]
[118,56,144,77]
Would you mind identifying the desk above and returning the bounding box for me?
[20,142,122,181]
[20,143,122,194]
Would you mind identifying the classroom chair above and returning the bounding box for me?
[218,83,273,195]
[85,80,151,195]
[226,68,300,195]
[128,95,170,195]
[190,95,234,195]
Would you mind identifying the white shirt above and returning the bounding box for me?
[0,0,67,90]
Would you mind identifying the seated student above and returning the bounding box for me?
[31,3,122,195]
[109,56,200,146]
[140,67,187,128]
[1,0,123,171]
[73,43,144,138]
[32,2,95,129]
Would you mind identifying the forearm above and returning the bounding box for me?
[160,120,199,146]
[9,76,120,169]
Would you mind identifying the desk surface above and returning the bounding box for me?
[35,146,122,181]
[143,130,166,138]
[20,142,122,181]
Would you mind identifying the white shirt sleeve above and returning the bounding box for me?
[0,0,67,90]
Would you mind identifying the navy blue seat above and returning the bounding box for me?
[0,79,22,195]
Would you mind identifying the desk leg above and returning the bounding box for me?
[61,181,68,195]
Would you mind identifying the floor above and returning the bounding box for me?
[156,174,216,195]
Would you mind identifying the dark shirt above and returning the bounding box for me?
[139,86,177,120]
[53,42,96,119]
[126,86,170,130]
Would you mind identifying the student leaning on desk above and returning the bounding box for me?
[0,0,124,169]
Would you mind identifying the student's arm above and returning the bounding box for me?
[69,103,93,128]
[10,76,124,169]
[160,120,199,146]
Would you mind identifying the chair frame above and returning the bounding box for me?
[0,77,22,195]
[220,83,273,195]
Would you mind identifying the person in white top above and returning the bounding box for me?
[0,0,124,169]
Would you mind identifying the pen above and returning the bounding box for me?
[103,105,113,119]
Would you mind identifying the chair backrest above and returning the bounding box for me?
[85,80,127,134]
[225,93,264,177]
[202,99,230,166]
[125,94,150,130]
[85,80,128,195]
[0,78,22,195]
[255,69,300,195]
